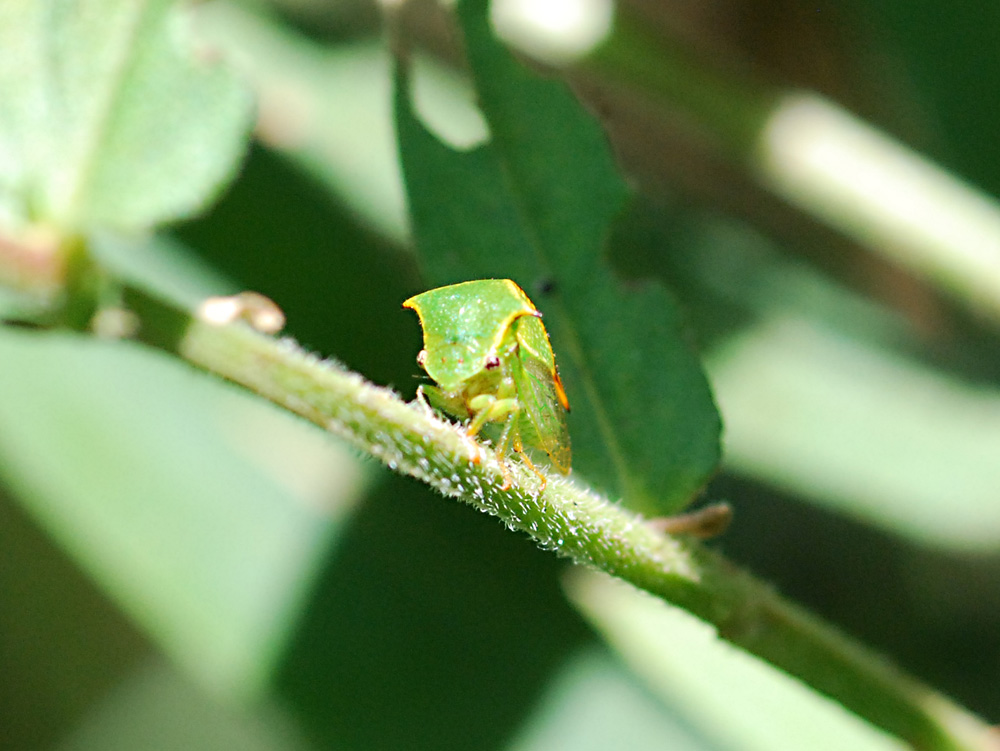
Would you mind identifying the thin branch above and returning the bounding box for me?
[121,282,997,751]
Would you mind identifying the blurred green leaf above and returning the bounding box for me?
[172,143,421,388]
[862,1,1000,201]
[395,0,720,515]
[61,659,310,751]
[0,491,149,750]
[191,2,408,244]
[710,315,1000,552]
[0,329,367,698]
[567,571,906,751]
[277,472,590,751]
[0,0,251,232]
[507,648,727,751]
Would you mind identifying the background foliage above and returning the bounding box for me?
[2,1,999,749]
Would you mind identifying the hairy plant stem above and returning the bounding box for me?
[121,283,996,751]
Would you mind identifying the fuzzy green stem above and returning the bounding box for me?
[120,282,996,751]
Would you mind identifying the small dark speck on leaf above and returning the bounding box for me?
[535,278,557,296]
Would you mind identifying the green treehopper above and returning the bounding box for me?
[404,279,570,490]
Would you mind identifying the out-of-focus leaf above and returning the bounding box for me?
[171,143,422,389]
[61,658,311,751]
[0,329,368,698]
[710,315,1000,552]
[0,490,149,750]
[395,0,720,515]
[0,0,251,232]
[191,1,410,244]
[567,570,907,751]
[277,472,590,751]
[507,648,724,751]
[862,2,1000,201]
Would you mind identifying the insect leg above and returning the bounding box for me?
[415,385,481,464]
[414,385,436,417]
[466,397,496,438]
[512,434,548,493]
[489,411,519,490]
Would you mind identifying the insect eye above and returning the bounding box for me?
[484,355,501,370]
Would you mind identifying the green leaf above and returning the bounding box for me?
[0,0,252,232]
[710,314,1000,551]
[567,571,906,751]
[0,328,366,698]
[394,0,720,514]
[507,649,726,751]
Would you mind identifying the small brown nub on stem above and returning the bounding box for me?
[648,502,733,539]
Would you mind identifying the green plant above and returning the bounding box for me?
[2,1,999,750]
